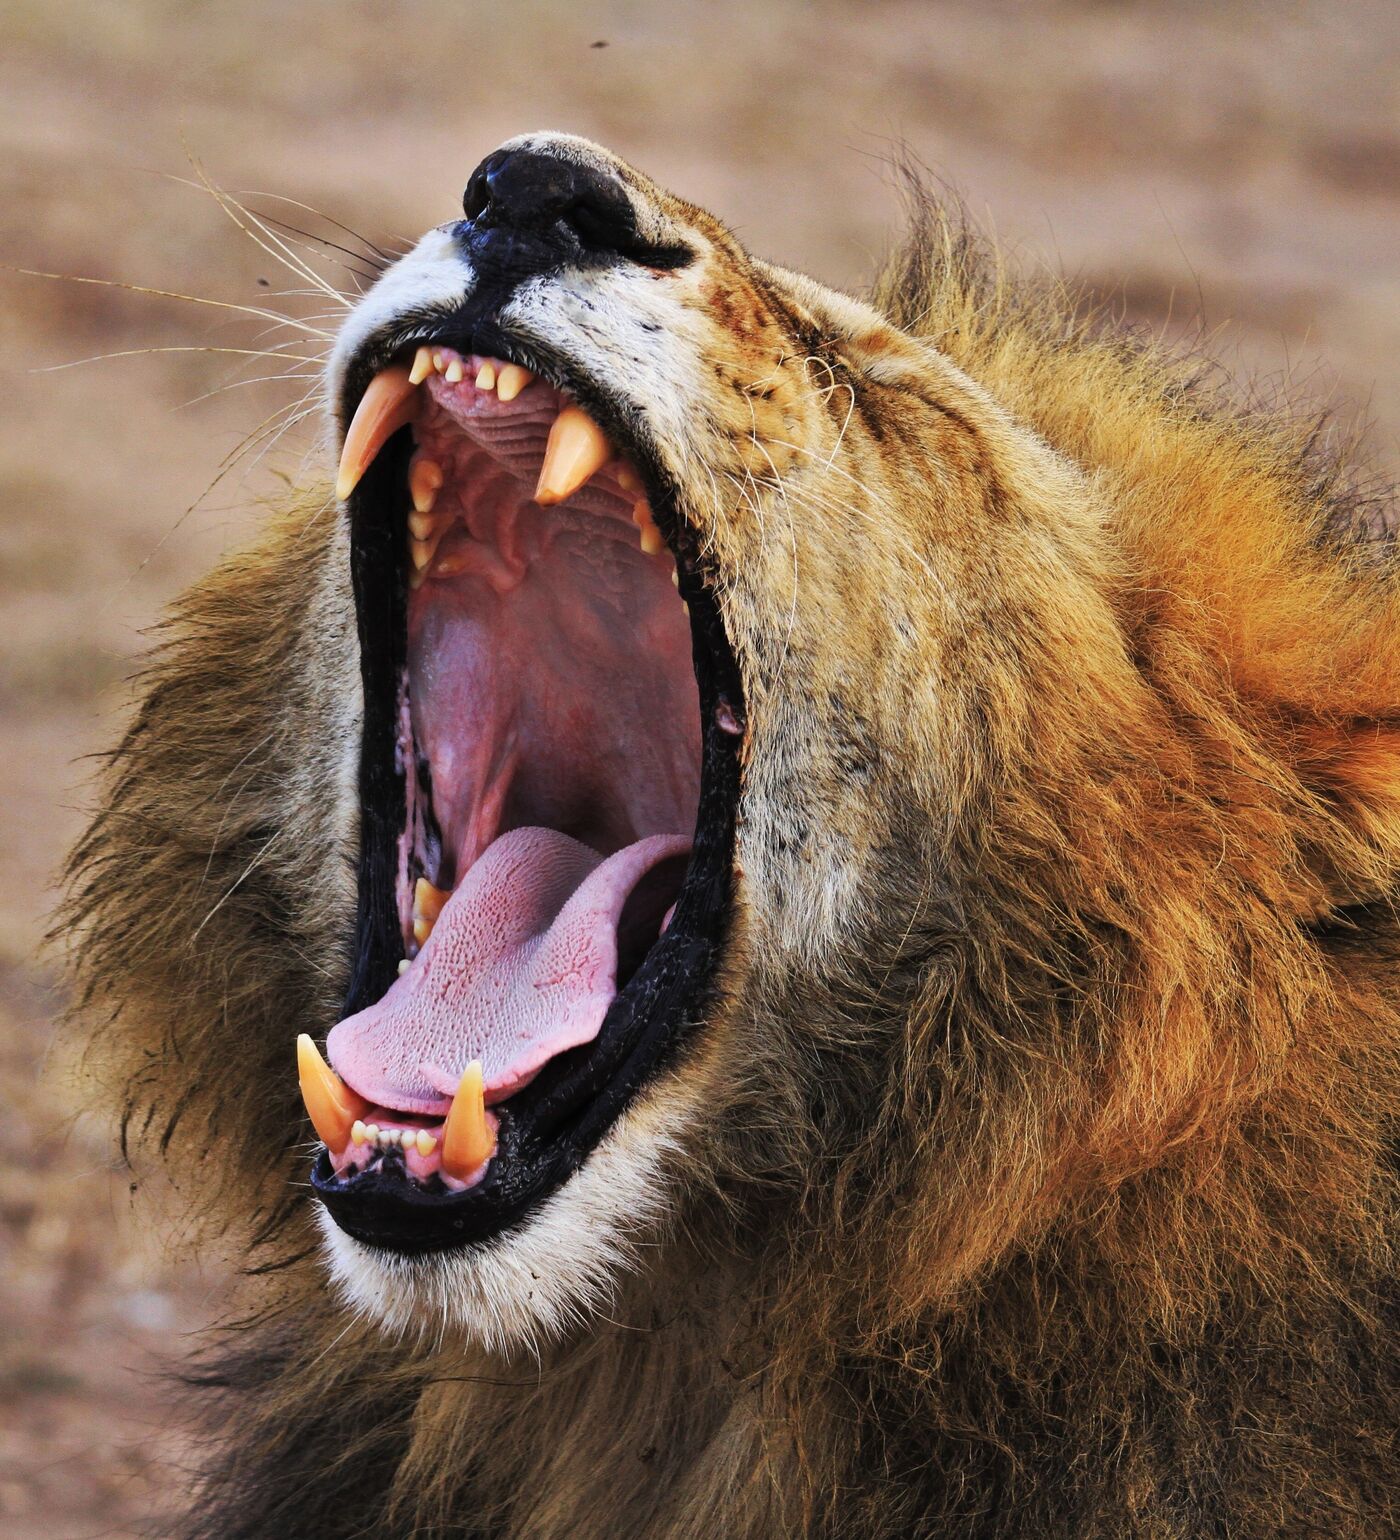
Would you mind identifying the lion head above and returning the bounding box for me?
[65,134,1400,1535]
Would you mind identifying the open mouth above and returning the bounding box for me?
[307,339,743,1254]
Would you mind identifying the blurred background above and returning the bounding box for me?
[2,1,1397,1532]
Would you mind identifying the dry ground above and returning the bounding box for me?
[2,1,1397,1533]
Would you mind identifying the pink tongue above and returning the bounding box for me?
[326,827,690,1113]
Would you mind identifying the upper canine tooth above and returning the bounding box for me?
[336,366,419,501]
[408,347,434,385]
[296,1034,370,1151]
[441,1061,494,1180]
[496,363,532,402]
[535,405,612,506]
[409,457,444,513]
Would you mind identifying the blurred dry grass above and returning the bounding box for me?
[1,1,1397,1533]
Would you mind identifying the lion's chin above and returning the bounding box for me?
[314,1083,693,1356]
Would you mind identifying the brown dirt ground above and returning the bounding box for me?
[1,1,1397,1533]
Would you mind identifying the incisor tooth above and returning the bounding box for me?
[444,357,464,383]
[336,366,418,501]
[496,363,532,402]
[409,458,444,514]
[351,1119,368,1146]
[441,1062,493,1180]
[397,957,411,976]
[536,405,612,506]
[474,361,497,392]
[408,347,434,386]
[415,1129,437,1157]
[296,1034,369,1151]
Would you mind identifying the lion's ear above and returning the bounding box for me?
[1151,484,1400,913]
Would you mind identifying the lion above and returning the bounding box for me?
[62,133,1399,1537]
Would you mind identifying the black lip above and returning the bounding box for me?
[314,321,742,1256]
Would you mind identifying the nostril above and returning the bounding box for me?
[460,148,632,249]
[459,145,692,270]
[461,168,489,223]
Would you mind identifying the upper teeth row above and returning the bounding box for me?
[336,355,676,576]
[408,345,534,403]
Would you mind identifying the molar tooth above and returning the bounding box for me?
[474,361,497,392]
[409,457,444,514]
[536,405,612,506]
[415,1130,438,1157]
[409,532,445,575]
[632,498,665,556]
[496,363,532,403]
[441,1062,494,1180]
[444,357,464,383]
[296,1035,369,1151]
[615,463,641,495]
[408,347,434,386]
[408,510,437,541]
[336,366,419,501]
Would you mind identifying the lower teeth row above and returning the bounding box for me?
[352,1120,438,1157]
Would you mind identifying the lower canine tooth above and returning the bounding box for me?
[414,877,450,922]
[536,405,612,506]
[296,1035,369,1151]
[441,1062,494,1179]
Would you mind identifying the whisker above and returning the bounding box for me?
[7,266,335,339]
[34,345,325,372]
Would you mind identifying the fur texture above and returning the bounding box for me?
[63,141,1399,1537]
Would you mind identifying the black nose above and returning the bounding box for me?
[460,147,638,270]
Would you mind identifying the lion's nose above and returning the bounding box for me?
[460,146,635,262]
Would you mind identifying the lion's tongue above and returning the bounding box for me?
[326,826,690,1113]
